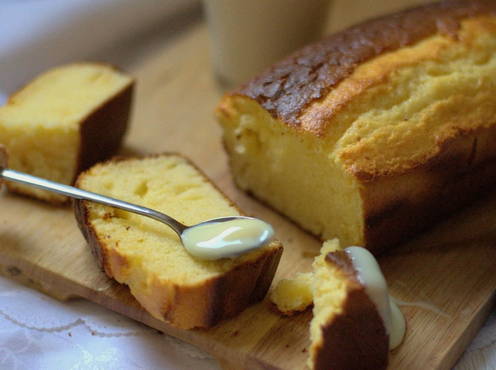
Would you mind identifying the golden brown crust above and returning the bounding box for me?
[362,126,496,252]
[324,250,356,278]
[312,252,388,370]
[219,3,496,252]
[74,197,109,272]
[0,145,7,190]
[313,289,388,370]
[0,145,7,168]
[3,63,134,205]
[235,0,496,127]
[73,154,283,329]
[76,66,134,176]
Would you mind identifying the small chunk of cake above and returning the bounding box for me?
[309,241,390,370]
[269,272,313,315]
[74,154,283,329]
[0,63,134,203]
[270,240,341,316]
[271,239,405,370]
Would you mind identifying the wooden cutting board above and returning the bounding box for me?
[1,1,495,369]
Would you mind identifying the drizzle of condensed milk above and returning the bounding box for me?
[181,218,274,260]
[344,246,406,350]
[394,298,449,318]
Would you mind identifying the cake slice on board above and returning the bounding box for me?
[74,154,283,329]
[271,240,405,370]
[0,63,134,203]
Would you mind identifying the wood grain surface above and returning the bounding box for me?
[1,1,495,369]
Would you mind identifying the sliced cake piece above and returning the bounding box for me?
[310,242,389,370]
[0,62,134,203]
[217,1,496,252]
[271,240,405,370]
[74,154,283,329]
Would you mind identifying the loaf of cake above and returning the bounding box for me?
[0,63,134,203]
[74,154,283,329]
[217,0,496,252]
[271,240,404,370]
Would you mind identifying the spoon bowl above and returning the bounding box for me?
[181,216,274,260]
[0,166,274,260]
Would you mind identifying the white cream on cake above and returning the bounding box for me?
[181,217,274,260]
[345,246,406,349]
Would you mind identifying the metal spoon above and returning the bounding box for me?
[0,167,274,260]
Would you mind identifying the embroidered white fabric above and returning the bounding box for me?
[0,276,219,370]
[454,309,496,370]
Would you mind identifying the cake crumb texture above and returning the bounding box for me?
[0,63,133,202]
[271,239,388,370]
[270,272,314,315]
[309,240,388,370]
[75,154,283,329]
[218,3,496,251]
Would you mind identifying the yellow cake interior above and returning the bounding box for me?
[272,239,350,368]
[218,16,496,246]
[219,98,363,246]
[270,272,314,315]
[0,63,131,201]
[78,155,275,299]
[308,240,348,368]
[270,240,344,324]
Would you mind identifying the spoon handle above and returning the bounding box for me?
[0,168,187,236]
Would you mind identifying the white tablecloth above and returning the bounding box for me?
[0,276,219,370]
[0,2,494,369]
